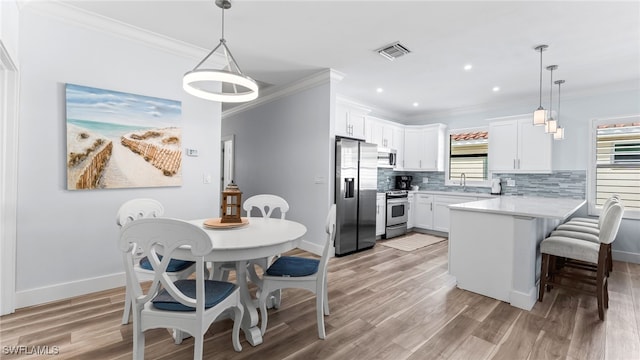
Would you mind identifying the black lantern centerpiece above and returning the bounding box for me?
[221,181,242,223]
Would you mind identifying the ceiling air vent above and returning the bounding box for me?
[376,41,411,61]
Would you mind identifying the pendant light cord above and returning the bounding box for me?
[538,48,543,108]
[549,67,554,117]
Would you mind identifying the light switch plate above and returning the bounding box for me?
[186,148,198,157]
[422,177,429,183]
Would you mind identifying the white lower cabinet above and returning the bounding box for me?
[432,195,478,233]
[376,193,386,236]
[410,193,479,233]
[414,194,434,229]
[407,193,415,229]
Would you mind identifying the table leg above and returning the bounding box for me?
[236,260,263,346]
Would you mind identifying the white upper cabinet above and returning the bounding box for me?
[366,116,399,149]
[403,124,447,171]
[393,126,405,170]
[488,115,552,173]
[336,98,369,140]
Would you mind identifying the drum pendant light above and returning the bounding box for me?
[553,80,566,140]
[533,45,549,126]
[183,0,258,103]
[545,65,558,134]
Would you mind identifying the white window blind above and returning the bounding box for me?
[595,122,640,212]
[449,131,488,181]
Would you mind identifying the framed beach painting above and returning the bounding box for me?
[65,83,182,190]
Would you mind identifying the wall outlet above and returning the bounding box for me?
[203,174,212,184]
[507,179,516,187]
[422,177,429,183]
[186,148,199,157]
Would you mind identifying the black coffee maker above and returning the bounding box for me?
[395,175,413,190]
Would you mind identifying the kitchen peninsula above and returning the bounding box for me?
[448,196,586,310]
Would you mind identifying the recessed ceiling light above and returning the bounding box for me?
[376,87,384,93]
[492,86,500,92]
[412,102,419,107]
[464,64,473,71]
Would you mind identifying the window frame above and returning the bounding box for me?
[588,115,640,220]
[445,126,491,188]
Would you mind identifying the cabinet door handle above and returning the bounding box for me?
[430,203,433,211]
[377,204,379,214]
[513,159,516,169]
[518,159,521,169]
[419,160,422,168]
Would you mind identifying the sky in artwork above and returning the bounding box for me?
[65,83,181,128]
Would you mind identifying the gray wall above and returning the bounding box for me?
[15,7,223,306]
[222,81,333,253]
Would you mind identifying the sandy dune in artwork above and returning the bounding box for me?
[99,138,181,188]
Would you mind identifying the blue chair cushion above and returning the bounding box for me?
[151,279,236,311]
[139,256,194,272]
[266,256,320,277]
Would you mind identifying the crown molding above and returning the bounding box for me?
[20,0,225,66]
[222,68,336,118]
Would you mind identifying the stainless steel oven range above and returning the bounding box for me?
[385,190,409,239]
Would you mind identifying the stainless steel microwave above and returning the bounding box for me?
[377,148,397,168]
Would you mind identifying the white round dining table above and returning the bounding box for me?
[174,217,307,346]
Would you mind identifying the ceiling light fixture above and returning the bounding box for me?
[376,88,384,93]
[545,65,558,134]
[464,64,473,71]
[492,86,500,92]
[412,102,419,107]
[553,79,565,140]
[533,45,548,126]
[183,0,258,103]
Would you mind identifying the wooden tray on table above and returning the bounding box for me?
[203,217,249,229]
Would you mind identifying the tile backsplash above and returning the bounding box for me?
[377,169,586,199]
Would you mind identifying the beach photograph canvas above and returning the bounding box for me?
[65,83,182,190]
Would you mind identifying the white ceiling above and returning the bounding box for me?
[59,0,640,124]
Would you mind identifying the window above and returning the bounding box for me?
[446,129,489,186]
[590,116,640,219]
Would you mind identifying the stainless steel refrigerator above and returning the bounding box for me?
[335,138,377,256]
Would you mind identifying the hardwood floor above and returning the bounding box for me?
[2,238,640,359]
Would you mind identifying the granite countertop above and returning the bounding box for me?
[449,196,586,220]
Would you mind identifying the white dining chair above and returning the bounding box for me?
[212,194,289,306]
[258,204,336,339]
[117,199,196,326]
[119,217,243,359]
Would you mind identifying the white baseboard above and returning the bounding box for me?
[298,239,324,257]
[509,286,536,311]
[15,273,125,309]
[612,250,640,264]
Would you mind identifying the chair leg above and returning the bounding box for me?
[539,253,549,302]
[316,291,326,339]
[193,331,203,360]
[597,245,608,321]
[122,289,131,325]
[323,278,330,315]
[133,316,144,360]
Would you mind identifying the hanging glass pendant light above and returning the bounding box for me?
[533,45,549,126]
[545,65,558,133]
[183,0,258,103]
[553,79,565,140]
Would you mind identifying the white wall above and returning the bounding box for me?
[222,80,333,254]
[15,6,223,307]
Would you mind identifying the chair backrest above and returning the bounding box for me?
[119,218,212,313]
[599,202,624,245]
[243,194,289,219]
[598,195,620,229]
[318,204,337,276]
[117,198,164,227]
